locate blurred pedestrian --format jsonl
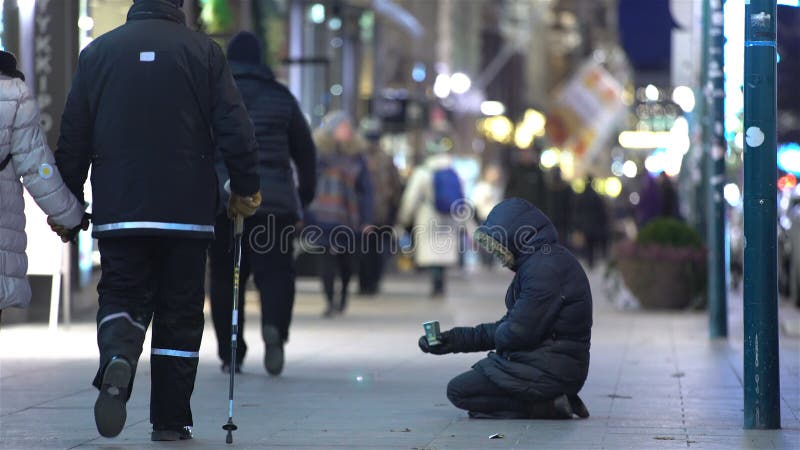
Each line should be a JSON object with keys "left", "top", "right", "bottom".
{"left": 209, "top": 31, "right": 316, "bottom": 377}
{"left": 54, "top": 0, "right": 260, "bottom": 440}
{"left": 397, "top": 134, "right": 463, "bottom": 297}
{"left": 419, "top": 199, "right": 591, "bottom": 420}
{"left": 307, "top": 111, "right": 373, "bottom": 317}
{"left": 545, "top": 167, "right": 574, "bottom": 247}
{"left": 504, "top": 147, "right": 546, "bottom": 207}
{"left": 357, "top": 117, "right": 401, "bottom": 295}
{"left": 472, "top": 164, "right": 504, "bottom": 268}
{"left": 573, "top": 177, "right": 609, "bottom": 269}
{"left": 658, "top": 172, "right": 680, "bottom": 220}
{"left": 635, "top": 172, "right": 661, "bottom": 227}
{"left": 0, "top": 50, "right": 87, "bottom": 325}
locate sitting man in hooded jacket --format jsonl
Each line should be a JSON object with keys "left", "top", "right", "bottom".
{"left": 418, "top": 198, "right": 592, "bottom": 419}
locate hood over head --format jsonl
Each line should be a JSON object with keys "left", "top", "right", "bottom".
{"left": 474, "top": 198, "right": 558, "bottom": 270}
{"left": 0, "top": 51, "right": 25, "bottom": 80}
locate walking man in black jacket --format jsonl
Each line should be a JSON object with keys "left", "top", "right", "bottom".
{"left": 419, "top": 198, "right": 592, "bottom": 419}
{"left": 210, "top": 31, "right": 316, "bottom": 377}
{"left": 54, "top": 0, "right": 261, "bottom": 440}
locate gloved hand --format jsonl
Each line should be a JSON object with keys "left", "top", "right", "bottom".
{"left": 418, "top": 329, "right": 456, "bottom": 355}
{"left": 47, "top": 213, "right": 91, "bottom": 243}
{"left": 228, "top": 191, "right": 262, "bottom": 218}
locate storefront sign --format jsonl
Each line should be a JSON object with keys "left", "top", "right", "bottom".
{"left": 34, "top": 0, "right": 78, "bottom": 147}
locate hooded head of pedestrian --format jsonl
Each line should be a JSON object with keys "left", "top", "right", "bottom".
{"left": 474, "top": 198, "right": 557, "bottom": 271}
{"left": 0, "top": 51, "right": 25, "bottom": 81}
{"left": 227, "top": 31, "right": 264, "bottom": 65}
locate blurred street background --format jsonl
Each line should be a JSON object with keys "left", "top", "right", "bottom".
{"left": 1, "top": 0, "right": 800, "bottom": 448}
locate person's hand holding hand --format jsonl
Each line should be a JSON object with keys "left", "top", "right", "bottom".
{"left": 47, "top": 213, "right": 90, "bottom": 243}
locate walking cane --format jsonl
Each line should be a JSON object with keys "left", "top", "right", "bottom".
{"left": 222, "top": 181, "right": 242, "bottom": 444}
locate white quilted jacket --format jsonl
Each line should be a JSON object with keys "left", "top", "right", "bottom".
{"left": 0, "top": 75, "right": 83, "bottom": 309}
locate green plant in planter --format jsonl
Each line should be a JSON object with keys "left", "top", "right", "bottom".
{"left": 638, "top": 218, "right": 703, "bottom": 249}
{"left": 614, "top": 218, "right": 707, "bottom": 309}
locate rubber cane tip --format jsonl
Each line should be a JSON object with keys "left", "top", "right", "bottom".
{"left": 226, "top": 431, "right": 233, "bottom": 444}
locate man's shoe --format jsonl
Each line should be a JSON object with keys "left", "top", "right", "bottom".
{"left": 94, "top": 357, "right": 131, "bottom": 438}
{"left": 221, "top": 363, "right": 241, "bottom": 374}
{"left": 568, "top": 393, "right": 590, "bottom": 418}
{"left": 529, "top": 394, "right": 574, "bottom": 419}
{"left": 262, "top": 325, "right": 285, "bottom": 376}
{"left": 151, "top": 425, "right": 193, "bottom": 441}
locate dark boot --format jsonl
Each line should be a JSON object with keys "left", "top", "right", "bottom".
{"left": 94, "top": 357, "right": 132, "bottom": 437}
{"left": 529, "top": 394, "right": 574, "bottom": 419}
{"left": 262, "top": 325, "right": 285, "bottom": 376}
{"left": 568, "top": 393, "right": 590, "bottom": 418}
{"left": 151, "top": 425, "right": 193, "bottom": 441}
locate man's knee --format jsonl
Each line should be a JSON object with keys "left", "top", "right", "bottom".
{"left": 446, "top": 375, "right": 467, "bottom": 408}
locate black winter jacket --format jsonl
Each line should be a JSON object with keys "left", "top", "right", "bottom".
{"left": 215, "top": 62, "right": 316, "bottom": 220}
{"left": 55, "top": 0, "right": 259, "bottom": 239}
{"left": 452, "top": 198, "right": 592, "bottom": 399}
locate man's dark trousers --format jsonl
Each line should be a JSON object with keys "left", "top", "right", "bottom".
{"left": 447, "top": 369, "right": 533, "bottom": 419}
{"left": 209, "top": 214, "right": 296, "bottom": 365}
{"left": 94, "top": 237, "right": 208, "bottom": 429}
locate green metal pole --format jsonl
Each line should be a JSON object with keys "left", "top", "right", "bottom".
{"left": 707, "top": 0, "right": 728, "bottom": 338}
{"left": 743, "top": 0, "right": 780, "bottom": 430}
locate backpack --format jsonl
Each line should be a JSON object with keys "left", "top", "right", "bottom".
{"left": 432, "top": 168, "right": 463, "bottom": 214}
{"left": 308, "top": 155, "right": 361, "bottom": 228}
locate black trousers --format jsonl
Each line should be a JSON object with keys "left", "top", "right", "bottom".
{"left": 209, "top": 214, "right": 296, "bottom": 365}
{"left": 94, "top": 237, "right": 208, "bottom": 429}
{"left": 358, "top": 227, "right": 392, "bottom": 294}
{"left": 430, "top": 266, "right": 446, "bottom": 295}
{"left": 320, "top": 249, "right": 353, "bottom": 310}
{"left": 447, "top": 369, "right": 533, "bottom": 419}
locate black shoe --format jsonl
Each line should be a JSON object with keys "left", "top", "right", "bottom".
{"left": 262, "top": 325, "right": 285, "bottom": 376}
{"left": 529, "top": 394, "right": 574, "bottom": 420}
{"left": 221, "top": 363, "right": 242, "bottom": 374}
{"left": 94, "top": 357, "right": 131, "bottom": 438}
{"left": 151, "top": 425, "right": 193, "bottom": 441}
{"left": 322, "top": 306, "right": 336, "bottom": 318}
{"left": 568, "top": 393, "right": 590, "bottom": 418}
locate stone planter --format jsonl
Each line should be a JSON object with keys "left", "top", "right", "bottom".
{"left": 613, "top": 240, "right": 707, "bottom": 310}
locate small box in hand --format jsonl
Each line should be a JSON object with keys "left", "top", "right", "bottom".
{"left": 423, "top": 321, "right": 441, "bottom": 346}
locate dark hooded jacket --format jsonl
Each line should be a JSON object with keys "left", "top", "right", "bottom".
{"left": 55, "top": 0, "right": 259, "bottom": 239}
{"left": 215, "top": 31, "right": 317, "bottom": 220}
{"left": 452, "top": 198, "right": 592, "bottom": 399}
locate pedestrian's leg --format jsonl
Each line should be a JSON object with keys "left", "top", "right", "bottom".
{"left": 319, "top": 249, "right": 337, "bottom": 316}
{"left": 338, "top": 252, "right": 353, "bottom": 312}
{"left": 93, "top": 237, "right": 156, "bottom": 437}
{"left": 251, "top": 217, "right": 295, "bottom": 375}
{"left": 446, "top": 369, "right": 531, "bottom": 418}
{"left": 209, "top": 214, "right": 249, "bottom": 369}
{"left": 431, "top": 266, "right": 445, "bottom": 297}
{"left": 149, "top": 239, "right": 208, "bottom": 436}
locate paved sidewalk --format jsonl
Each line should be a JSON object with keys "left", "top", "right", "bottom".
{"left": 1, "top": 267, "right": 798, "bottom": 449}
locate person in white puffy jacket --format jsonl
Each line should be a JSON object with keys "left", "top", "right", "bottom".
{"left": 0, "top": 50, "right": 85, "bottom": 322}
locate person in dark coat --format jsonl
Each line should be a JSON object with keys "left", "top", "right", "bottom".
{"left": 573, "top": 177, "right": 609, "bottom": 268}
{"left": 54, "top": 0, "right": 261, "bottom": 441}
{"left": 504, "top": 147, "right": 546, "bottom": 207}
{"left": 418, "top": 198, "right": 592, "bottom": 419}
{"left": 545, "top": 167, "right": 574, "bottom": 248}
{"left": 209, "top": 31, "right": 316, "bottom": 377}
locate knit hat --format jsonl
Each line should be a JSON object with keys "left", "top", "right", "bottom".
{"left": 227, "top": 31, "right": 263, "bottom": 65}
{"left": 320, "top": 110, "right": 353, "bottom": 134}
{"left": 0, "top": 51, "right": 25, "bottom": 81}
